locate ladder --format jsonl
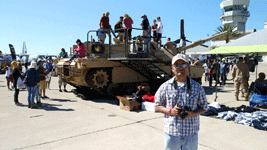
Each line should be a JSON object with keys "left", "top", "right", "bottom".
{"left": 119, "top": 59, "right": 172, "bottom": 81}
{"left": 69, "top": 47, "right": 73, "bottom": 56}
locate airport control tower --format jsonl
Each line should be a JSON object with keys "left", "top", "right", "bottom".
{"left": 220, "top": 0, "right": 250, "bottom": 33}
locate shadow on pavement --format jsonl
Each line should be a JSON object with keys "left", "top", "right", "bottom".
{"left": 50, "top": 98, "right": 77, "bottom": 102}
{"left": 38, "top": 103, "right": 75, "bottom": 111}
{"left": 71, "top": 88, "right": 120, "bottom": 106}
{"left": 89, "top": 99, "right": 120, "bottom": 106}
{"left": 203, "top": 86, "right": 233, "bottom": 95}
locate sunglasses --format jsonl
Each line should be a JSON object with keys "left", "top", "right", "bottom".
{"left": 173, "top": 63, "right": 188, "bottom": 68}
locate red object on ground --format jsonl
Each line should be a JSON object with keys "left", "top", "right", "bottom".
{"left": 142, "top": 93, "right": 155, "bottom": 103}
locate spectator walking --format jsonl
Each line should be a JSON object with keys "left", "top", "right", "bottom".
{"left": 157, "top": 17, "right": 163, "bottom": 47}
{"left": 11, "top": 61, "right": 22, "bottom": 106}
{"left": 2, "top": 63, "right": 12, "bottom": 90}
{"left": 155, "top": 54, "right": 208, "bottom": 150}
{"left": 67, "top": 39, "right": 85, "bottom": 62}
{"left": 123, "top": 14, "right": 133, "bottom": 42}
{"left": 232, "top": 57, "right": 250, "bottom": 100}
{"left": 99, "top": 12, "right": 111, "bottom": 43}
{"left": 23, "top": 61, "right": 40, "bottom": 109}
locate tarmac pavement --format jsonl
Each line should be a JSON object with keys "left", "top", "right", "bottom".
{"left": 0, "top": 62, "right": 267, "bottom": 150}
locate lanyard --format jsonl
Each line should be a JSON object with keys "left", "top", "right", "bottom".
{"left": 174, "top": 76, "right": 191, "bottom": 106}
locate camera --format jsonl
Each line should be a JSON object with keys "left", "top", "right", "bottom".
{"left": 179, "top": 106, "right": 191, "bottom": 119}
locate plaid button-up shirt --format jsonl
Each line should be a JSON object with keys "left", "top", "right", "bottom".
{"left": 155, "top": 76, "right": 208, "bottom": 136}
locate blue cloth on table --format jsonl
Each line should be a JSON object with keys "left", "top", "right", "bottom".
{"left": 249, "top": 82, "right": 267, "bottom": 107}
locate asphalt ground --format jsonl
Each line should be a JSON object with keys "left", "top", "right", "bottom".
{"left": 0, "top": 62, "right": 267, "bottom": 150}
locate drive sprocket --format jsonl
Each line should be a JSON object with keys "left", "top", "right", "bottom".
{"left": 92, "top": 69, "right": 109, "bottom": 88}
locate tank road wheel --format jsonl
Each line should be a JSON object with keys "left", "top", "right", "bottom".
{"left": 85, "top": 69, "right": 109, "bottom": 90}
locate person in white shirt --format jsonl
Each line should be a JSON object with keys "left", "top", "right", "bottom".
{"left": 202, "top": 60, "right": 210, "bottom": 82}
{"left": 45, "top": 69, "right": 52, "bottom": 90}
{"left": 157, "top": 16, "right": 163, "bottom": 47}
{"left": 3, "top": 63, "right": 12, "bottom": 90}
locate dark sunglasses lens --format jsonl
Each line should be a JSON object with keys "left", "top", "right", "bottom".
{"left": 181, "top": 63, "right": 188, "bottom": 68}
{"left": 175, "top": 63, "right": 187, "bottom": 68}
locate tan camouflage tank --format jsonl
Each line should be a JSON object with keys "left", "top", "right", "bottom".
{"left": 57, "top": 30, "right": 227, "bottom": 96}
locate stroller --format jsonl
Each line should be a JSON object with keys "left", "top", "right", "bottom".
{"left": 249, "top": 82, "right": 267, "bottom": 107}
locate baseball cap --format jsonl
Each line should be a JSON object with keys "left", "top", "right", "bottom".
{"left": 172, "top": 54, "right": 189, "bottom": 65}
{"left": 141, "top": 14, "right": 147, "bottom": 18}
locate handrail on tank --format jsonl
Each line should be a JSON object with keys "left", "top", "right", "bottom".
{"left": 86, "top": 27, "right": 164, "bottom": 58}
{"left": 86, "top": 29, "right": 111, "bottom": 57}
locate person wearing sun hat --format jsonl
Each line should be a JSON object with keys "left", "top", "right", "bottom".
{"left": 23, "top": 60, "right": 40, "bottom": 108}
{"left": 154, "top": 54, "right": 208, "bottom": 150}
{"left": 11, "top": 61, "right": 22, "bottom": 106}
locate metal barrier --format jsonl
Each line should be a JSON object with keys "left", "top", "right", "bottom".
{"left": 86, "top": 28, "right": 163, "bottom": 59}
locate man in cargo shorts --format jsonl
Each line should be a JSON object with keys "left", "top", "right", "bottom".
{"left": 58, "top": 74, "right": 67, "bottom": 92}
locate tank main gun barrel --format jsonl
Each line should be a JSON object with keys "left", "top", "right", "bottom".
{"left": 175, "top": 31, "right": 228, "bottom": 53}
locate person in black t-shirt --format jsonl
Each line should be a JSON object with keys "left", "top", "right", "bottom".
{"left": 114, "top": 16, "right": 124, "bottom": 42}
{"left": 140, "top": 14, "right": 150, "bottom": 37}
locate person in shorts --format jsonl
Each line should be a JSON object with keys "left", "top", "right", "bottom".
{"left": 37, "top": 59, "right": 48, "bottom": 99}
{"left": 58, "top": 74, "right": 67, "bottom": 92}
{"left": 3, "top": 63, "right": 12, "bottom": 90}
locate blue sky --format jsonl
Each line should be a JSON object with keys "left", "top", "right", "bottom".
{"left": 0, "top": 0, "right": 266, "bottom": 55}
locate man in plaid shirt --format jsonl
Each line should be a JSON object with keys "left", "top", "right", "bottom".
{"left": 155, "top": 54, "right": 208, "bottom": 150}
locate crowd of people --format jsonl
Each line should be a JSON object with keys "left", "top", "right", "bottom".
{"left": 2, "top": 56, "right": 68, "bottom": 108}
{"left": 98, "top": 12, "right": 164, "bottom": 48}
{"left": 200, "top": 58, "right": 230, "bottom": 87}
{"left": 198, "top": 55, "right": 265, "bottom": 101}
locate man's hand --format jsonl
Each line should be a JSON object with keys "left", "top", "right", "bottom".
{"left": 170, "top": 104, "right": 181, "bottom": 116}
{"left": 184, "top": 111, "right": 195, "bottom": 119}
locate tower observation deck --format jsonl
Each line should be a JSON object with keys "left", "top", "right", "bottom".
{"left": 220, "top": 0, "right": 250, "bottom": 33}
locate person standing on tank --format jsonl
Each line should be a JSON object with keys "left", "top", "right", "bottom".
{"left": 99, "top": 12, "right": 111, "bottom": 43}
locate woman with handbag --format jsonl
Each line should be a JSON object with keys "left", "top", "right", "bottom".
{"left": 11, "top": 61, "right": 22, "bottom": 106}
{"left": 23, "top": 61, "right": 40, "bottom": 109}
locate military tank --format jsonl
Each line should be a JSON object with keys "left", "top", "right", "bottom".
{"left": 57, "top": 28, "right": 227, "bottom": 97}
